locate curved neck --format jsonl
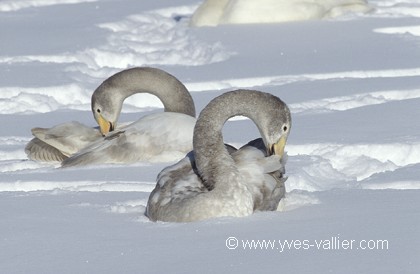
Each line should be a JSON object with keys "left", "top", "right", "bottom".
{"left": 95, "top": 67, "right": 196, "bottom": 117}
{"left": 193, "top": 90, "right": 276, "bottom": 186}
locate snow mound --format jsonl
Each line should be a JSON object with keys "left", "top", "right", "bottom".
{"left": 108, "top": 199, "right": 148, "bottom": 214}
{"left": 372, "top": 0, "right": 420, "bottom": 18}
{"left": 185, "top": 68, "right": 420, "bottom": 92}
{"left": 375, "top": 25, "right": 420, "bottom": 36}
{"left": 0, "top": 180, "right": 156, "bottom": 193}
{"left": 190, "top": 0, "right": 371, "bottom": 26}
{"left": 72, "top": 6, "right": 230, "bottom": 75}
{"left": 0, "top": 5, "right": 231, "bottom": 100}
{"left": 289, "top": 89, "right": 420, "bottom": 114}
{"left": 0, "top": 0, "right": 98, "bottom": 12}
{"left": 286, "top": 142, "right": 420, "bottom": 191}
{"left": 277, "top": 191, "right": 320, "bottom": 211}
{"left": 0, "top": 84, "right": 89, "bottom": 114}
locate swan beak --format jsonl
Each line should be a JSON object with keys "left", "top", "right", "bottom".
{"left": 97, "top": 114, "right": 114, "bottom": 136}
{"left": 269, "top": 136, "right": 287, "bottom": 157}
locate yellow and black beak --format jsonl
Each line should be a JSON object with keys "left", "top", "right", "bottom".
{"left": 268, "top": 135, "right": 287, "bottom": 157}
{"left": 97, "top": 114, "right": 114, "bottom": 136}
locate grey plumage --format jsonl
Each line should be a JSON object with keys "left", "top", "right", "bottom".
{"left": 25, "top": 138, "right": 68, "bottom": 162}
{"left": 91, "top": 67, "right": 195, "bottom": 131}
{"left": 25, "top": 121, "right": 102, "bottom": 162}
{"left": 94, "top": 67, "right": 195, "bottom": 116}
{"left": 146, "top": 89, "right": 291, "bottom": 222}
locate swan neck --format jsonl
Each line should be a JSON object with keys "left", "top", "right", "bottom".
{"left": 193, "top": 90, "right": 268, "bottom": 186}
{"left": 99, "top": 67, "right": 196, "bottom": 117}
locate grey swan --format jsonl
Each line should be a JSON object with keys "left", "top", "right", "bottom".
{"left": 146, "top": 89, "right": 291, "bottom": 222}
{"left": 25, "top": 67, "right": 196, "bottom": 166}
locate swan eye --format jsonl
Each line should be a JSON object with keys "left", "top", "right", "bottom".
{"left": 97, "top": 109, "right": 101, "bottom": 113}
{"left": 283, "top": 125, "right": 288, "bottom": 132}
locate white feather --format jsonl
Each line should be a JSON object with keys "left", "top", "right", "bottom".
{"left": 61, "top": 112, "right": 195, "bottom": 167}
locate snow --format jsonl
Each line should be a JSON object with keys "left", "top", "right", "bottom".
{"left": 0, "top": 0, "right": 98, "bottom": 12}
{"left": 1, "top": 0, "right": 419, "bottom": 273}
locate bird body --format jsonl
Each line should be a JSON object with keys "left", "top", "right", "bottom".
{"left": 62, "top": 112, "right": 195, "bottom": 166}
{"left": 146, "top": 90, "right": 291, "bottom": 222}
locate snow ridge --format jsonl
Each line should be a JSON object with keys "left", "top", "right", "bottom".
{"left": 0, "top": 0, "right": 98, "bottom": 12}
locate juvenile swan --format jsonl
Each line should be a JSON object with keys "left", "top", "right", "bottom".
{"left": 25, "top": 67, "right": 196, "bottom": 166}
{"left": 146, "top": 90, "right": 291, "bottom": 222}
{"left": 61, "top": 67, "right": 196, "bottom": 166}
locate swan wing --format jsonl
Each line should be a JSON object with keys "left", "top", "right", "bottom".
{"left": 25, "top": 138, "right": 68, "bottom": 162}
{"left": 147, "top": 138, "right": 288, "bottom": 222}
{"left": 25, "top": 121, "right": 102, "bottom": 162}
{"left": 146, "top": 143, "right": 238, "bottom": 222}
{"left": 235, "top": 138, "right": 287, "bottom": 211}
{"left": 146, "top": 152, "right": 209, "bottom": 222}
{"left": 62, "top": 113, "right": 195, "bottom": 167}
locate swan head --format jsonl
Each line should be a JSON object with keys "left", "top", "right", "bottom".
{"left": 91, "top": 82, "right": 124, "bottom": 136}
{"left": 257, "top": 97, "right": 291, "bottom": 158}
{"left": 90, "top": 67, "right": 196, "bottom": 135}
{"left": 267, "top": 130, "right": 288, "bottom": 157}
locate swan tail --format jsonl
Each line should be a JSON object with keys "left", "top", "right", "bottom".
{"left": 25, "top": 138, "right": 68, "bottom": 162}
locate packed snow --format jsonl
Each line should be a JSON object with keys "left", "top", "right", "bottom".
{"left": 0, "top": 0, "right": 419, "bottom": 273}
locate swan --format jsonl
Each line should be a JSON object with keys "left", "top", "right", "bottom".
{"left": 25, "top": 67, "right": 197, "bottom": 166}
{"left": 190, "top": 0, "right": 371, "bottom": 27}
{"left": 146, "top": 89, "right": 291, "bottom": 222}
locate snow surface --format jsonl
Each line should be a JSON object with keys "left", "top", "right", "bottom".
{"left": 1, "top": 0, "right": 419, "bottom": 273}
